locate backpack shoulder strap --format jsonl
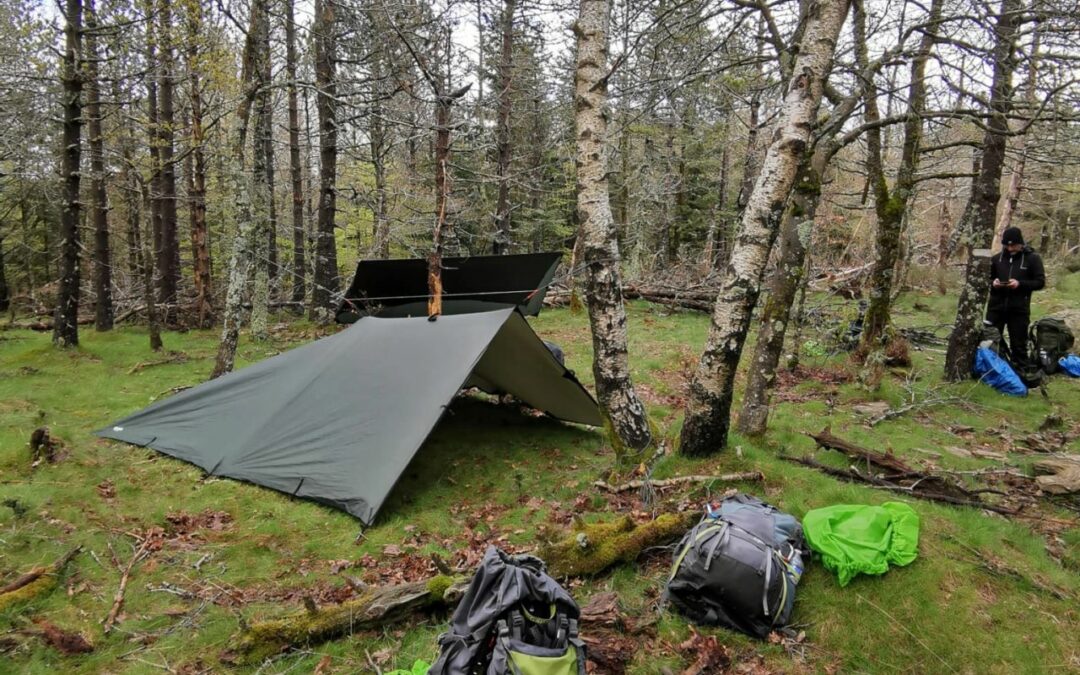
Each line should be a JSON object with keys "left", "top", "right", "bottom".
{"left": 568, "top": 618, "right": 587, "bottom": 675}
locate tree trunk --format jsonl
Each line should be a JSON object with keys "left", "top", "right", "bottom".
{"left": 491, "top": 0, "right": 516, "bottom": 255}
{"left": 994, "top": 27, "right": 1038, "bottom": 247}
{"left": 678, "top": 0, "right": 850, "bottom": 456}
{"left": 310, "top": 0, "right": 340, "bottom": 321}
{"left": 211, "top": 0, "right": 261, "bottom": 378}
{"left": 250, "top": 0, "right": 272, "bottom": 341}
{"left": 736, "top": 153, "right": 824, "bottom": 436}
{"left": 370, "top": 45, "right": 390, "bottom": 259}
{"left": 429, "top": 82, "right": 471, "bottom": 315}
{"left": 54, "top": 0, "right": 83, "bottom": 348}
{"left": 574, "top": 0, "right": 652, "bottom": 456}
{"left": 146, "top": 27, "right": 163, "bottom": 287}
{"left": 186, "top": 0, "right": 212, "bottom": 327}
{"left": 944, "top": 0, "right": 1021, "bottom": 381}
{"left": 286, "top": 0, "right": 306, "bottom": 301}
{"left": 157, "top": 0, "right": 179, "bottom": 325}
{"left": 858, "top": 0, "right": 942, "bottom": 348}
{"left": 0, "top": 234, "right": 9, "bottom": 314}
{"left": 141, "top": 183, "right": 164, "bottom": 351}
{"left": 86, "top": 0, "right": 113, "bottom": 331}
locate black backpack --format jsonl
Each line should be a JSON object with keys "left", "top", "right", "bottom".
{"left": 665, "top": 494, "right": 808, "bottom": 639}
{"left": 1029, "top": 318, "right": 1075, "bottom": 375}
{"left": 430, "top": 547, "right": 586, "bottom": 675}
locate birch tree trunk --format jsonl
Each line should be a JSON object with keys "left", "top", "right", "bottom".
{"left": 310, "top": 0, "right": 340, "bottom": 321}
{"left": 944, "top": 0, "right": 1021, "bottom": 381}
{"left": 491, "top": 0, "right": 516, "bottom": 255}
{"left": 286, "top": 0, "right": 305, "bottom": 299}
{"left": 575, "top": 0, "right": 652, "bottom": 455}
{"left": 678, "top": 0, "right": 850, "bottom": 456}
{"left": 53, "top": 0, "right": 83, "bottom": 348}
{"left": 86, "top": 0, "right": 113, "bottom": 331}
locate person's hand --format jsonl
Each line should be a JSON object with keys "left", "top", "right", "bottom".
{"left": 1007, "top": 279, "right": 1020, "bottom": 289}
{"left": 992, "top": 279, "right": 1002, "bottom": 288}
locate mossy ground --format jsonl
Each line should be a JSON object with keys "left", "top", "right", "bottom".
{"left": 2, "top": 272, "right": 1079, "bottom": 672}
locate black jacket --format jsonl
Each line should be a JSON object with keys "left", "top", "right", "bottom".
{"left": 987, "top": 245, "right": 1045, "bottom": 314}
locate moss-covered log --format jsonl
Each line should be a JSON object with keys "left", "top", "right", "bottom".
{"left": 0, "top": 547, "right": 81, "bottom": 612}
{"left": 228, "top": 575, "right": 467, "bottom": 664}
{"left": 540, "top": 513, "right": 696, "bottom": 578}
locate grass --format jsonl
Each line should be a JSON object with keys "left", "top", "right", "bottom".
{"left": 1, "top": 275, "right": 1079, "bottom": 673}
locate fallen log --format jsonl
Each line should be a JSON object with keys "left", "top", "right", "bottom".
{"left": 808, "top": 427, "right": 913, "bottom": 475}
{"left": 227, "top": 575, "right": 468, "bottom": 665}
{"left": 780, "top": 455, "right": 1018, "bottom": 515}
{"left": 539, "top": 513, "right": 696, "bottom": 578}
{"left": 593, "top": 472, "right": 763, "bottom": 493}
{"left": 0, "top": 547, "right": 81, "bottom": 612}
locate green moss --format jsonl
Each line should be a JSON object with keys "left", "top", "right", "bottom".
{"left": 425, "top": 574, "right": 453, "bottom": 600}
{"left": 0, "top": 569, "right": 59, "bottom": 612}
{"left": 540, "top": 513, "right": 695, "bottom": 578}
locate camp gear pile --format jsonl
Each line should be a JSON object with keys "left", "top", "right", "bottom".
{"left": 802, "top": 502, "right": 920, "bottom": 587}
{"left": 972, "top": 347, "right": 1027, "bottom": 396}
{"left": 430, "top": 547, "right": 586, "bottom": 675}
{"left": 97, "top": 305, "right": 601, "bottom": 525}
{"left": 665, "top": 494, "right": 808, "bottom": 639}
{"left": 1030, "top": 317, "right": 1075, "bottom": 375}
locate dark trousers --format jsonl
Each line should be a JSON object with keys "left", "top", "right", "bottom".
{"left": 987, "top": 309, "right": 1029, "bottom": 367}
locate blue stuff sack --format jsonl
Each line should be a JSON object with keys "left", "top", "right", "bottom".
{"left": 973, "top": 347, "right": 1027, "bottom": 396}
{"left": 1059, "top": 354, "right": 1080, "bottom": 377}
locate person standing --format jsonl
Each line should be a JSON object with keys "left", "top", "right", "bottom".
{"left": 987, "top": 226, "right": 1045, "bottom": 366}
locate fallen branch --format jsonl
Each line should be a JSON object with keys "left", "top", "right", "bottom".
{"left": 103, "top": 539, "right": 153, "bottom": 634}
{"left": 593, "top": 472, "right": 763, "bottom": 493}
{"left": 944, "top": 535, "right": 1073, "bottom": 601}
{"left": 539, "top": 513, "right": 696, "bottom": 578}
{"left": 227, "top": 575, "right": 468, "bottom": 665}
{"left": 780, "top": 455, "right": 1018, "bottom": 515}
{"left": 127, "top": 351, "right": 189, "bottom": 374}
{"left": 0, "top": 547, "right": 82, "bottom": 612}
{"left": 809, "top": 427, "right": 914, "bottom": 474}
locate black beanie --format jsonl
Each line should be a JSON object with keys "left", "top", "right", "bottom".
{"left": 1001, "top": 226, "right": 1024, "bottom": 245}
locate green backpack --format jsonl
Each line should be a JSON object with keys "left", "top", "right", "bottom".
{"left": 1029, "top": 318, "right": 1075, "bottom": 374}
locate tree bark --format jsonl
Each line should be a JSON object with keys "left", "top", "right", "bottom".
{"left": 858, "top": 0, "right": 942, "bottom": 348}
{"left": 250, "top": 0, "right": 272, "bottom": 341}
{"left": 0, "top": 234, "right": 9, "bottom": 314}
{"left": 86, "top": 0, "right": 112, "bottom": 331}
{"left": 54, "top": 0, "right": 84, "bottom": 348}
{"left": 286, "top": 0, "right": 306, "bottom": 300}
{"left": 185, "top": 0, "right": 212, "bottom": 327}
{"left": 678, "top": 0, "right": 850, "bottom": 456}
{"left": 994, "top": 27, "right": 1039, "bottom": 247}
{"left": 156, "top": 0, "right": 179, "bottom": 325}
{"left": 491, "top": 0, "right": 516, "bottom": 254}
{"left": 575, "top": 0, "right": 652, "bottom": 456}
{"left": 140, "top": 181, "right": 164, "bottom": 351}
{"left": 944, "top": 0, "right": 1021, "bottom": 381}
{"left": 369, "top": 40, "right": 390, "bottom": 259}
{"left": 310, "top": 0, "right": 339, "bottom": 321}
{"left": 736, "top": 154, "right": 823, "bottom": 436}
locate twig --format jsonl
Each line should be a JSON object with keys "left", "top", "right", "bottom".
{"left": 593, "top": 472, "right": 764, "bottom": 493}
{"left": 103, "top": 539, "right": 153, "bottom": 634}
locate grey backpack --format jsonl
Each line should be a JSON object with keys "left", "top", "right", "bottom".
{"left": 665, "top": 494, "right": 807, "bottom": 639}
{"left": 429, "top": 547, "right": 586, "bottom": 675}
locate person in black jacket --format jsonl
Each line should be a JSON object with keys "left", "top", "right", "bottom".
{"left": 986, "top": 226, "right": 1045, "bottom": 366}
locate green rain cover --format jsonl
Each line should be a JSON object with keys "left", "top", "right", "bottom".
{"left": 803, "top": 502, "right": 920, "bottom": 586}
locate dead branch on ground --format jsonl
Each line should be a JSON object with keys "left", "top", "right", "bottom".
{"left": 593, "top": 472, "right": 763, "bottom": 493}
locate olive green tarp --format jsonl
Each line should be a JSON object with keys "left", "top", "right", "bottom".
{"left": 96, "top": 306, "right": 601, "bottom": 524}
{"left": 803, "top": 502, "right": 920, "bottom": 586}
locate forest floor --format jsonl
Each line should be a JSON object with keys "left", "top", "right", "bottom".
{"left": 2, "top": 268, "right": 1080, "bottom": 674}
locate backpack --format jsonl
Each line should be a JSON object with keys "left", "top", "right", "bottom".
{"left": 430, "top": 547, "right": 586, "bottom": 675}
{"left": 979, "top": 323, "right": 1005, "bottom": 357}
{"left": 665, "top": 494, "right": 808, "bottom": 639}
{"left": 1029, "top": 317, "right": 1075, "bottom": 374}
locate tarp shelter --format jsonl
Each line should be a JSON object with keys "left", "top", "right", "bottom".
{"left": 97, "top": 306, "right": 601, "bottom": 524}
{"left": 336, "top": 252, "right": 561, "bottom": 323}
